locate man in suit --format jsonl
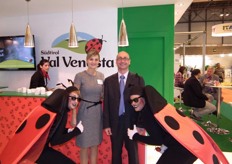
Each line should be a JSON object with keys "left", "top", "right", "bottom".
{"left": 183, "top": 69, "right": 216, "bottom": 120}
{"left": 103, "top": 51, "right": 145, "bottom": 164}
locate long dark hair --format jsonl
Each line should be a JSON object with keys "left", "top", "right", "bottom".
{"left": 37, "top": 59, "right": 49, "bottom": 70}
{"left": 178, "top": 66, "right": 186, "bottom": 74}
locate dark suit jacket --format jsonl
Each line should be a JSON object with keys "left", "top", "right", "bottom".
{"left": 183, "top": 76, "right": 208, "bottom": 108}
{"left": 103, "top": 72, "right": 145, "bottom": 135}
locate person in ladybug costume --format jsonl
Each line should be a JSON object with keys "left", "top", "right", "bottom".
{"left": 0, "top": 86, "right": 84, "bottom": 164}
{"left": 127, "top": 85, "right": 228, "bottom": 164}
{"left": 36, "top": 86, "right": 84, "bottom": 164}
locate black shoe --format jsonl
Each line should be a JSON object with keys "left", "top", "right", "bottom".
{"left": 212, "top": 111, "right": 217, "bottom": 116}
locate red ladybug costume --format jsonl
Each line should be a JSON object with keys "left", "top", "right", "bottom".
{"left": 131, "top": 85, "right": 228, "bottom": 164}
{"left": 0, "top": 88, "right": 82, "bottom": 164}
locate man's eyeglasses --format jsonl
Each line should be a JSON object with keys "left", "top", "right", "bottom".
{"left": 116, "top": 57, "right": 130, "bottom": 61}
{"left": 129, "top": 96, "right": 142, "bottom": 104}
{"left": 69, "top": 96, "right": 81, "bottom": 101}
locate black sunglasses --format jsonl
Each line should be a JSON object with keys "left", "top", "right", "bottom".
{"left": 129, "top": 96, "right": 142, "bottom": 104}
{"left": 69, "top": 96, "right": 81, "bottom": 101}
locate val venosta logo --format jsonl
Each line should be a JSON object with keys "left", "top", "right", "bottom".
{"left": 52, "top": 32, "right": 97, "bottom": 54}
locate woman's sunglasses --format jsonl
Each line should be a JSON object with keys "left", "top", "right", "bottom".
{"left": 129, "top": 96, "right": 142, "bottom": 104}
{"left": 69, "top": 96, "right": 81, "bottom": 101}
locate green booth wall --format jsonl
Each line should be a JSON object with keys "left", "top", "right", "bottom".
{"left": 118, "top": 5, "right": 174, "bottom": 103}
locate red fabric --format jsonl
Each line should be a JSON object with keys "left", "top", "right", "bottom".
{"left": 0, "top": 97, "right": 46, "bottom": 153}
{"left": 20, "top": 127, "right": 52, "bottom": 163}
{"left": 155, "top": 104, "right": 229, "bottom": 164}
{"left": 0, "top": 106, "right": 56, "bottom": 163}
{"left": 41, "top": 70, "right": 50, "bottom": 80}
{"left": 0, "top": 96, "right": 145, "bottom": 164}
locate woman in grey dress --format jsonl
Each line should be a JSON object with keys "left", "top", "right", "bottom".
{"left": 73, "top": 49, "right": 104, "bottom": 164}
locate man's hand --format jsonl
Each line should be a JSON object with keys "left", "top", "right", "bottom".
{"left": 203, "top": 78, "right": 208, "bottom": 84}
{"left": 105, "top": 128, "right": 112, "bottom": 136}
{"left": 127, "top": 125, "right": 138, "bottom": 140}
{"left": 76, "top": 121, "right": 84, "bottom": 133}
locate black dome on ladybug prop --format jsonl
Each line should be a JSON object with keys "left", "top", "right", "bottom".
{"left": 85, "top": 35, "right": 106, "bottom": 53}
{"left": 41, "top": 89, "right": 66, "bottom": 114}
{"left": 144, "top": 85, "right": 167, "bottom": 114}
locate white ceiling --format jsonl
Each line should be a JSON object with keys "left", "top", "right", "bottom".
{"left": 0, "top": 0, "right": 193, "bottom": 24}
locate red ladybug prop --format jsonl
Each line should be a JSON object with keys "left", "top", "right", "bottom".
{"left": 85, "top": 36, "right": 106, "bottom": 53}
{"left": 0, "top": 89, "right": 77, "bottom": 164}
{"left": 144, "top": 85, "right": 229, "bottom": 164}
{"left": 0, "top": 106, "right": 56, "bottom": 163}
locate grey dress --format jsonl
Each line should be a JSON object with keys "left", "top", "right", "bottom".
{"left": 74, "top": 70, "right": 104, "bottom": 148}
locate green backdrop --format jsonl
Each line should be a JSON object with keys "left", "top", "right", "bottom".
{"left": 118, "top": 5, "right": 174, "bottom": 103}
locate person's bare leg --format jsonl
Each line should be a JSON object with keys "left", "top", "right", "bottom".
{"left": 90, "top": 146, "right": 98, "bottom": 164}
{"left": 80, "top": 147, "right": 89, "bottom": 164}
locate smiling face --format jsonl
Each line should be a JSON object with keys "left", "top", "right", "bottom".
{"left": 129, "top": 94, "right": 145, "bottom": 112}
{"left": 86, "top": 49, "right": 100, "bottom": 70}
{"left": 116, "top": 51, "right": 130, "bottom": 73}
{"left": 87, "top": 55, "right": 100, "bottom": 69}
{"left": 68, "top": 91, "right": 80, "bottom": 110}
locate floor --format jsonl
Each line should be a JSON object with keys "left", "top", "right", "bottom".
{"left": 145, "top": 145, "right": 232, "bottom": 163}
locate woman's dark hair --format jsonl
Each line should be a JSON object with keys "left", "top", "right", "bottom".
{"left": 191, "top": 69, "right": 201, "bottom": 76}
{"left": 37, "top": 59, "right": 49, "bottom": 70}
{"left": 178, "top": 66, "right": 186, "bottom": 74}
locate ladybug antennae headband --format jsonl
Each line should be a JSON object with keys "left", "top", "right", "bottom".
{"left": 67, "top": 79, "right": 74, "bottom": 86}
{"left": 56, "top": 83, "right": 67, "bottom": 88}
